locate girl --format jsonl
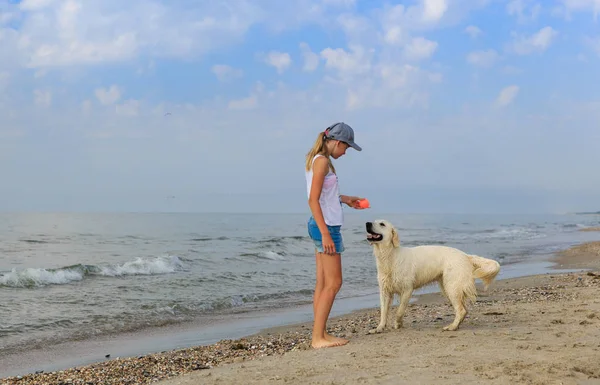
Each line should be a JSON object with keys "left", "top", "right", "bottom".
{"left": 305, "top": 122, "right": 366, "bottom": 349}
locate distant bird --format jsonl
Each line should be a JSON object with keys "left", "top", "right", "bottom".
{"left": 164, "top": 112, "right": 172, "bottom": 116}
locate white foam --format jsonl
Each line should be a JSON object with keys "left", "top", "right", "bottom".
{"left": 0, "top": 267, "right": 85, "bottom": 288}
{"left": 98, "top": 256, "right": 185, "bottom": 276}
{"left": 260, "top": 251, "right": 286, "bottom": 261}
{"left": 0, "top": 256, "right": 185, "bottom": 288}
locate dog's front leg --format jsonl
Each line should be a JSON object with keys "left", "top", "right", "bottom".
{"left": 369, "top": 290, "right": 392, "bottom": 334}
{"left": 394, "top": 290, "right": 413, "bottom": 329}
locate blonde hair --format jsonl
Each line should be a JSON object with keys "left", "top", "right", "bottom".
{"left": 305, "top": 131, "right": 336, "bottom": 173}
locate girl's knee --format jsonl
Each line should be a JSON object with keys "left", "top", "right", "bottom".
{"left": 325, "top": 278, "right": 342, "bottom": 293}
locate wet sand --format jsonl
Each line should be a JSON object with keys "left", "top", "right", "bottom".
{"left": 579, "top": 227, "right": 600, "bottom": 232}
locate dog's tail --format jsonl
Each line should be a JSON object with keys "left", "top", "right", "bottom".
{"left": 468, "top": 255, "right": 501, "bottom": 291}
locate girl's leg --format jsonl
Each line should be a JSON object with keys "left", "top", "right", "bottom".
{"left": 313, "top": 250, "right": 323, "bottom": 315}
{"left": 313, "top": 252, "right": 347, "bottom": 344}
{"left": 311, "top": 252, "right": 348, "bottom": 349}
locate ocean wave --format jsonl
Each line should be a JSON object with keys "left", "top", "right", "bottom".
{"left": 0, "top": 255, "right": 186, "bottom": 288}
{"left": 20, "top": 239, "right": 50, "bottom": 244}
{"left": 254, "top": 236, "right": 306, "bottom": 248}
{"left": 0, "top": 287, "right": 317, "bottom": 354}
{"left": 562, "top": 223, "right": 588, "bottom": 229}
{"left": 190, "top": 236, "right": 229, "bottom": 242}
{"left": 203, "top": 288, "right": 314, "bottom": 312}
{"left": 240, "top": 251, "right": 286, "bottom": 261}
{"left": 445, "top": 227, "right": 547, "bottom": 242}
{"left": 258, "top": 236, "right": 305, "bottom": 243}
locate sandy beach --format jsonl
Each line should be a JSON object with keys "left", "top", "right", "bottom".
{"left": 2, "top": 241, "right": 600, "bottom": 385}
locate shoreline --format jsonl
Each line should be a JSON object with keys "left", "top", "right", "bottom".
{"left": 0, "top": 253, "right": 581, "bottom": 377}
{"left": 2, "top": 241, "right": 600, "bottom": 384}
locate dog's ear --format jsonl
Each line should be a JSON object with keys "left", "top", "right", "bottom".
{"left": 391, "top": 227, "right": 400, "bottom": 248}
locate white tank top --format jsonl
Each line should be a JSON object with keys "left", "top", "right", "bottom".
{"left": 306, "top": 154, "right": 343, "bottom": 226}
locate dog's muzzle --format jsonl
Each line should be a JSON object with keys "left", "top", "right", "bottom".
{"left": 365, "top": 222, "right": 383, "bottom": 242}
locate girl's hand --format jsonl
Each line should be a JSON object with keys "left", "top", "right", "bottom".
{"left": 322, "top": 233, "right": 336, "bottom": 255}
{"left": 343, "top": 196, "right": 366, "bottom": 209}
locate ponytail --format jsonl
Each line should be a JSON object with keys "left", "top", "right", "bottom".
{"left": 305, "top": 131, "right": 336, "bottom": 173}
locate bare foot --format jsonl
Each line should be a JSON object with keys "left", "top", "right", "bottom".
{"left": 311, "top": 337, "right": 349, "bottom": 349}
{"left": 325, "top": 333, "right": 347, "bottom": 344}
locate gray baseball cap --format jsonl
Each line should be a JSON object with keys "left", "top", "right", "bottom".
{"left": 324, "top": 122, "right": 362, "bottom": 151}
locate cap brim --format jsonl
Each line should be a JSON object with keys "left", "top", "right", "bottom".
{"left": 348, "top": 142, "right": 362, "bottom": 151}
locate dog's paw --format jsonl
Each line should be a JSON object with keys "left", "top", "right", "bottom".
{"left": 393, "top": 321, "right": 403, "bottom": 329}
{"left": 368, "top": 327, "right": 384, "bottom": 334}
{"left": 442, "top": 325, "right": 459, "bottom": 331}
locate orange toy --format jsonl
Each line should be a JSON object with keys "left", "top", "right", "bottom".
{"left": 358, "top": 199, "right": 370, "bottom": 209}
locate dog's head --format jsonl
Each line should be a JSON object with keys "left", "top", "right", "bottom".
{"left": 366, "top": 219, "right": 399, "bottom": 248}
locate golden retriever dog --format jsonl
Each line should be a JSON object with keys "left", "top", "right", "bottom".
{"left": 366, "top": 219, "right": 501, "bottom": 333}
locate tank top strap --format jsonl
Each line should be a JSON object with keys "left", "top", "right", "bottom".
{"left": 311, "top": 154, "right": 330, "bottom": 172}
{"left": 312, "top": 154, "right": 324, "bottom": 166}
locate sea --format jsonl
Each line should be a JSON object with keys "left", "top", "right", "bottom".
{"left": 1, "top": 211, "right": 599, "bottom": 375}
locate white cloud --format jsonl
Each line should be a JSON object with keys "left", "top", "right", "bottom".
{"left": 315, "top": 31, "right": 442, "bottom": 110}
{"left": 320, "top": 45, "right": 372, "bottom": 76}
{"left": 95, "top": 85, "right": 122, "bottom": 105}
{"left": 403, "top": 37, "right": 438, "bottom": 61}
{"left": 380, "top": 64, "right": 437, "bottom": 89}
{"left": 228, "top": 95, "right": 258, "bottom": 110}
{"left": 263, "top": 51, "right": 292, "bottom": 74}
{"left": 464, "top": 25, "right": 482, "bottom": 38}
{"left": 0, "top": 1, "right": 498, "bottom": 119}
{"left": 384, "top": 25, "right": 403, "bottom": 45}
{"left": 336, "top": 13, "right": 375, "bottom": 46}
{"left": 507, "top": 0, "right": 542, "bottom": 23}
{"left": 267, "top": 0, "right": 482, "bottom": 62}
{"left": 1, "top": 0, "right": 490, "bottom": 72}
{"left": 509, "top": 26, "right": 558, "bottom": 55}
{"left": 422, "top": 0, "right": 449, "bottom": 23}
{"left": 466, "top": 49, "right": 499, "bottom": 67}
{"left": 299, "top": 42, "right": 319, "bottom": 72}
{"left": 376, "top": 0, "right": 485, "bottom": 48}
{"left": 559, "top": 0, "right": 600, "bottom": 20}
{"left": 378, "top": 2, "right": 448, "bottom": 43}
{"left": 211, "top": 65, "right": 243, "bottom": 82}
{"left": 338, "top": 62, "right": 441, "bottom": 110}
{"left": 496, "top": 85, "right": 520, "bottom": 107}
{"left": 33, "top": 89, "right": 52, "bottom": 107}
{"left": 4, "top": 0, "right": 268, "bottom": 68}
{"left": 378, "top": 6, "right": 405, "bottom": 46}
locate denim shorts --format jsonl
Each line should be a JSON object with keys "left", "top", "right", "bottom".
{"left": 307, "top": 216, "right": 344, "bottom": 254}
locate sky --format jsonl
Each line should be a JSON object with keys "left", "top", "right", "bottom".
{"left": 0, "top": 0, "right": 599, "bottom": 214}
